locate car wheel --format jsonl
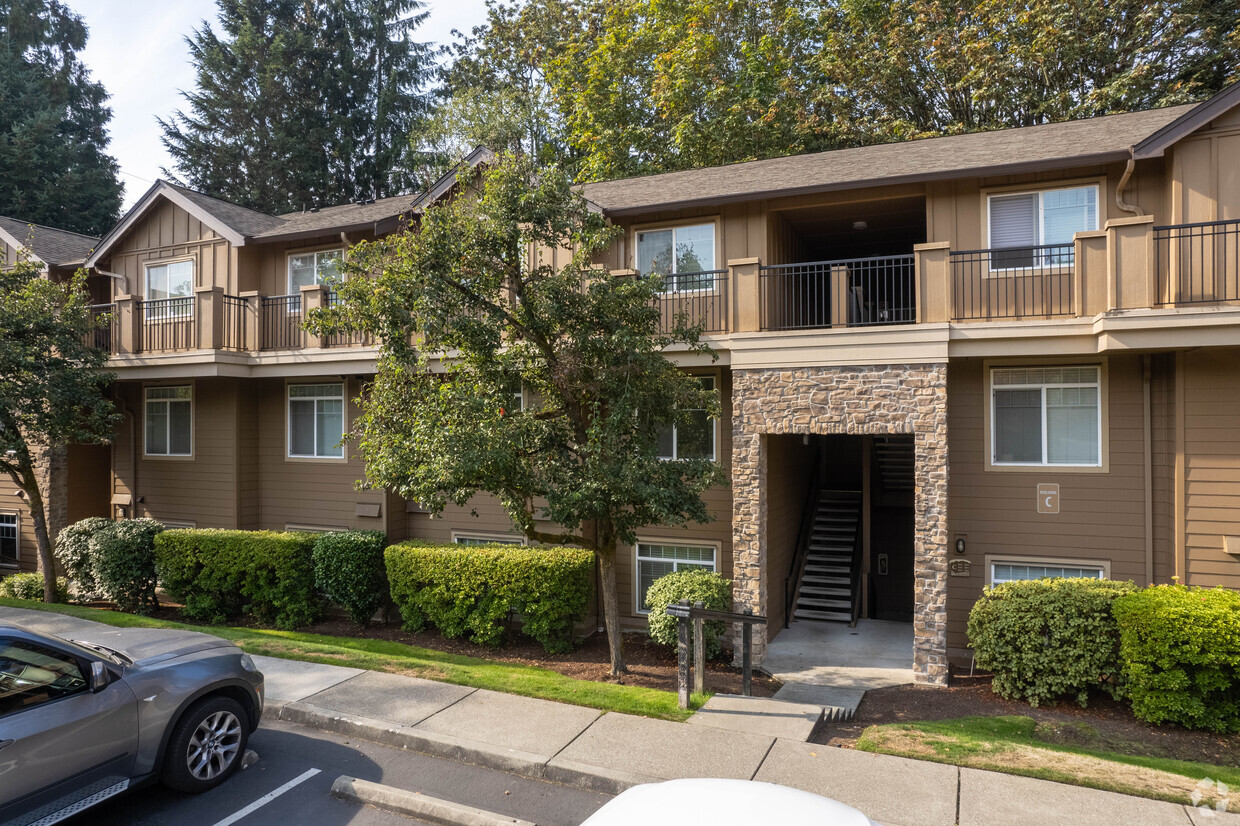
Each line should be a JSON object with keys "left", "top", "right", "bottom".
{"left": 161, "top": 695, "right": 249, "bottom": 793}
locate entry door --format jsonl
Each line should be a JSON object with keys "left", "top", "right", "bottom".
{"left": 0, "top": 637, "right": 138, "bottom": 818}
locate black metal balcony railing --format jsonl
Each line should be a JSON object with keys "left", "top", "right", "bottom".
{"left": 951, "top": 243, "right": 1074, "bottom": 321}
{"left": 323, "top": 289, "right": 375, "bottom": 347}
{"left": 760, "top": 255, "right": 916, "bottom": 331}
{"left": 261, "top": 294, "right": 304, "bottom": 350}
{"left": 654, "top": 270, "right": 728, "bottom": 334}
{"left": 1155, "top": 218, "right": 1240, "bottom": 305}
{"left": 222, "top": 294, "right": 247, "bottom": 351}
{"left": 139, "top": 297, "right": 195, "bottom": 352}
{"left": 86, "top": 303, "right": 116, "bottom": 353}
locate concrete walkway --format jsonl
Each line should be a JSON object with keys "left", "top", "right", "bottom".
{"left": 4, "top": 606, "right": 1236, "bottom": 826}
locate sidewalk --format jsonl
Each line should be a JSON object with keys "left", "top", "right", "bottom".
{"left": 4, "top": 605, "right": 1235, "bottom": 826}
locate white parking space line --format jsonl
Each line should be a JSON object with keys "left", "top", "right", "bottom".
{"left": 211, "top": 768, "right": 322, "bottom": 826}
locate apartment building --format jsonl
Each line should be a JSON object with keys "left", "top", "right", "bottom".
{"left": 7, "top": 87, "right": 1240, "bottom": 686}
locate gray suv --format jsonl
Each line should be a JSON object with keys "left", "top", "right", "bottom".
{"left": 0, "top": 622, "right": 264, "bottom": 825}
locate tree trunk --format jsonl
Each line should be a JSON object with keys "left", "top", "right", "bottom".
{"left": 25, "top": 479, "right": 59, "bottom": 604}
{"left": 597, "top": 545, "right": 627, "bottom": 675}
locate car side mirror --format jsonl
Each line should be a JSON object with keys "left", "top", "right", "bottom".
{"left": 90, "top": 661, "right": 109, "bottom": 693}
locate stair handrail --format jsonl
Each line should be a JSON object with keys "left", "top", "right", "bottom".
{"left": 848, "top": 499, "right": 864, "bottom": 628}
{"left": 783, "top": 450, "right": 824, "bottom": 628}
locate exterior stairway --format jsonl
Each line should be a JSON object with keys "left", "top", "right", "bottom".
{"left": 873, "top": 435, "right": 915, "bottom": 493}
{"left": 793, "top": 490, "right": 862, "bottom": 623}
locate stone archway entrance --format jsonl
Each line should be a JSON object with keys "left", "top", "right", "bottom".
{"left": 730, "top": 363, "right": 949, "bottom": 686}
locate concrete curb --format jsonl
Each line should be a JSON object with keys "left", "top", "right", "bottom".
{"left": 330, "top": 775, "right": 535, "bottom": 826}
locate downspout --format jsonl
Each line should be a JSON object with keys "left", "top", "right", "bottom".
{"left": 1116, "top": 148, "right": 1145, "bottom": 217}
{"left": 1143, "top": 355, "right": 1154, "bottom": 585}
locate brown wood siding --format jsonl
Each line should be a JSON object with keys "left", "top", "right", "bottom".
{"left": 104, "top": 199, "right": 234, "bottom": 298}
{"left": 66, "top": 443, "right": 111, "bottom": 524}
{"left": 1150, "top": 353, "right": 1177, "bottom": 584}
{"left": 764, "top": 433, "right": 819, "bottom": 639}
{"left": 945, "top": 356, "right": 1152, "bottom": 654}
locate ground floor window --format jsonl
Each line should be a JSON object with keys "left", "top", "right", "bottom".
{"left": 0, "top": 513, "right": 16, "bottom": 565}
{"left": 989, "top": 558, "right": 1106, "bottom": 585}
{"left": 288, "top": 383, "right": 344, "bottom": 459}
{"left": 635, "top": 541, "right": 716, "bottom": 613}
{"left": 453, "top": 533, "right": 525, "bottom": 547}
{"left": 991, "top": 365, "right": 1100, "bottom": 466}
{"left": 145, "top": 385, "right": 192, "bottom": 456}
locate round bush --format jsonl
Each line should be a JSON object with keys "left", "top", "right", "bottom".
{"left": 646, "top": 569, "right": 733, "bottom": 659}
{"left": 967, "top": 577, "right": 1138, "bottom": 707}
{"left": 92, "top": 518, "right": 164, "bottom": 614}
{"left": 312, "top": 530, "right": 388, "bottom": 627}
{"left": 53, "top": 516, "right": 112, "bottom": 600}
{"left": 0, "top": 571, "right": 68, "bottom": 602}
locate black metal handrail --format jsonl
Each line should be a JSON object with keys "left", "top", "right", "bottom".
{"left": 760, "top": 254, "right": 916, "bottom": 331}
{"left": 323, "top": 288, "right": 374, "bottom": 347}
{"left": 222, "top": 294, "right": 247, "bottom": 351}
{"left": 86, "top": 303, "right": 116, "bottom": 353}
{"left": 1155, "top": 217, "right": 1240, "bottom": 305}
{"left": 847, "top": 502, "right": 864, "bottom": 628}
{"left": 261, "top": 294, "right": 304, "bottom": 350}
{"left": 139, "top": 297, "right": 195, "bottom": 352}
{"left": 950, "top": 242, "right": 1074, "bottom": 320}
{"left": 654, "top": 270, "right": 728, "bottom": 334}
{"left": 783, "top": 450, "right": 823, "bottom": 628}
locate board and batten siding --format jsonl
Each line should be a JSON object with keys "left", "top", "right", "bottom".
{"left": 103, "top": 199, "right": 237, "bottom": 298}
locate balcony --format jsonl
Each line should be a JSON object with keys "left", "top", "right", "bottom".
{"left": 759, "top": 255, "right": 916, "bottom": 331}
{"left": 1155, "top": 218, "right": 1240, "bottom": 305}
{"left": 949, "top": 243, "right": 1075, "bottom": 321}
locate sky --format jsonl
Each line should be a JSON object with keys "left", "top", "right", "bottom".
{"left": 76, "top": 0, "right": 492, "bottom": 210}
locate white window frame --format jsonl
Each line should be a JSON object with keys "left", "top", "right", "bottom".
{"left": 634, "top": 540, "right": 718, "bottom": 614}
{"left": 990, "top": 366, "right": 1102, "bottom": 468}
{"left": 0, "top": 512, "right": 18, "bottom": 567}
{"left": 633, "top": 221, "right": 719, "bottom": 293}
{"left": 985, "top": 554, "right": 1109, "bottom": 586}
{"left": 658, "top": 376, "right": 717, "bottom": 462}
{"left": 286, "top": 248, "right": 344, "bottom": 294}
{"left": 144, "top": 259, "right": 195, "bottom": 318}
{"left": 985, "top": 183, "right": 1100, "bottom": 272}
{"left": 286, "top": 383, "right": 346, "bottom": 460}
{"left": 144, "top": 385, "right": 193, "bottom": 458}
{"left": 452, "top": 532, "right": 527, "bottom": 547}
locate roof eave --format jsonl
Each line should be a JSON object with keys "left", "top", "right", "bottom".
{"left": 1134, "top": 82, "right": 1240, "bottom": 160}
{"left": 0, "top": 223, "right": 45, "bottom": 267}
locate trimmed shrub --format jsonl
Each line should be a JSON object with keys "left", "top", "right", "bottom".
{"left": 967, "top": 577, "right": 1138, "bottom": 707}
{"left": 313, "top": 530, "right": 388, "bottom": 626}
{"left": 385, "top": 541, "right": 593, "bottom": 653}
{"left": 53, "top": 516, "right": 112, "bottom": 600}
{"left": 92, "top": 518, "right": 164, "bottom": 614}
{"left": 645, "top": 569, "right": 733, "bottom": 659}
{"left": 1114, "top": 584, "right": 1240, "bottom": 733}
{"left": 0, "top": 571, "right": 68, "bottom": 602}
{"left": 155, "top": 529, "right": 321, "bottom": 629}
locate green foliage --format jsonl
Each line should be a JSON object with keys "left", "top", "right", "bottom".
{"left": 155, "top": 530, "right": 321, "bottom": 630}
{"left": 967, "top": 577, "right": 1138, "bottom": 708}
{"left": 0, "top": 572, "right": 67, "bottom": 602}
{"left": 0, "top": 0, "right": 122, "bottom": 234}
{"left": 53, "top": 516, "right": 112, "bottom": 600}
{"left": 312, "top": 530, "right": 388, "bottom": 627}
{"left": 645, "top": 569, "right": 733, "bottom": 659}
{"left": 385, "top": 541, "right": 593, "bottom": 653}
{"left": 91, "top": 518, "right": 163, "bottom": 615}
{"left": 1114, "top": 585, "right": 1240, "bottom": 733}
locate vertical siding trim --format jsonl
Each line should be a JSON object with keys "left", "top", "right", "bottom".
{"left": 1174, "top": 350, "right": 1186, "bottom": 581}
{"left": 1143, "top": 354, "right": 1153, "bottom": 585}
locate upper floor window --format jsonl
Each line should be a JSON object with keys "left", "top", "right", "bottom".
{"left": 657, "top": 376, "right": 716, "bottom": 461}
{"left": 145, "top": 260, "right": 194, "bottom": 318}
{"left": 636, "top": 224, "right": 716, "bottom": 291}
{"left": 988, "top": 185, "right": 1098, "bottom": 269}
{"left": 145, "top": 385, "right": 192, "bottom": 457}
{"left": 288, "top": 249, "right": 343, "bottom": 294}
{"left": 288, "top": 383, "right": 344, "bottom": 459}
{"left": 991, "top": 366, "right": 1100, "bottom": 467}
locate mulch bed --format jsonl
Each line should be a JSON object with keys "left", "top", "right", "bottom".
{"left": 811, "top": 667, "right": 1239, "bottom": 767}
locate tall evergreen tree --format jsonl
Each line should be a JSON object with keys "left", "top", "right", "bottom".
{"left": 0, "top": 0, "right": 122, "bottom": 236}
{"left": 161, "top": 0, "right": 434, "bottom": 215}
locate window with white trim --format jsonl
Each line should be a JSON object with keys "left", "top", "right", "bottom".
{"left": 991, "top": 560, "right": 1105, "bottom": 585}
{"left": 636, "top": 542, "right": 716, "bottom": 613}
{"left": 0, "top": 513, "right": 16, "bottom": 565}
{"left": 288, "top": 383, "right": 344, "bottom": 459}
{"left": 988, "top": 185, "right": 1098, "bottom": 269}
{"left": 145, "top": 386, "right": 192, "bottom": 456}
{"left": 144, "top": 260, "right": 194, "bottom": 318}
{"left": 288, "top": 249, "right": 343, "bottom": 294}
{"left": 657, "top": 376, "right": 716, "bottom": 461}
{"left": 453, "top": 534, "right": 525, "bottom": 547}
{"left": 636, "top": 224, "right": 716, "bottom": 291}
{"left": 991, "top": 366, "right": 1100, "bottom": 466}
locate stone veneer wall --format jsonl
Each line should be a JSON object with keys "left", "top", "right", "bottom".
{"left": 731, "top": 364, "right": 950, "bottom": 686}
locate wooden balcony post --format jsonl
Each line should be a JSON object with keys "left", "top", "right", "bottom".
{"left": 729, "top": 258, "right": 760, "bottom": 332}
{"left": 301, "top": 284, "right": 328, "bottom": 348}
{"left": 914, "top": 242, "right": 951, "bottom": 323}
{"left": 114, "top": 294, "right": 137, "bottom": 355}
{"left": 195, "top": 286, "right": 224, "bottom": 350}
{"left": 1105, "top": 216, "right": 1156, "bottom": 310}
{"left": 829, "top": 264, "right": 849, "bottom": 327}
{"left": 240, "top": 291, "right": 261, "bottom": 351}
{"left": 1074, "top": 231, "right": 1108, "bottom": 316}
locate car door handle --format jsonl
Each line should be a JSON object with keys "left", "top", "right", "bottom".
{"left": 0, "top": 740, "right": 12, "bottom": 751}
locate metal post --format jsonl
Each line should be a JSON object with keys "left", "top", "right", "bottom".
{"left": 677, "top": 601, "right": 691, "bottom": 710}
{"left": 692, "top": 601, "right": 705, "bottom": 695}
{"left": 742, "top": 609, "right": 753, "bottom": 697}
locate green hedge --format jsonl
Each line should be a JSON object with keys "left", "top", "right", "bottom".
{"left": 313, "top": 530, "right": 388, "bottom": 627}
{"left": 967, "top": 577, "right": 1138, "bottom": 707}
{"left": 92, "top": 519, "right": 163, "bottom": 614}
{"left": 0, "top": 572, "right": 68, "bottom": 602}
{"left": 385, "top": 541, "right": 593, "bottom": 653}
{"left": 1114, "top": 584, "right": 1240, "bottom": 733}
{"left": 646, "top": 569, "right": 733, "bottom": 659}
{"left": 155, "top": 529, "right": 321, "bottom": 629}
{"left": 53, "top": 516, "right": 112, "bottom": 600}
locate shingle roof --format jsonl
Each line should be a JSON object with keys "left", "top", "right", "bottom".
{"left": 164, "top": 183, "right": 286, "bottom": 238}
{"left": 0, "top": 216, "right": 98, "bottom": 266}
{"left": 581, "top": 104, "right": 1199, "bottom": 214}
{"left": 258, "top": 193, "right": 418, "bottom": 239}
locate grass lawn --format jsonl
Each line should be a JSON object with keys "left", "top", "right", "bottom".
{"left": 858, "top": 715, "right": 1239, "bottom": 812}
{"left": 0, "top": 598, "right": 707, "bottom": 722}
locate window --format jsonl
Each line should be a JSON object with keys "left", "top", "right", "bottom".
{"left": 636, "top": 224, "right": 716, "bottom": 291}
{"left": 0, "top": 639, "right": 88, "bottom": 717}
{"left": 658, "top": 377, "right": 716, "bottom": 461}
{"left": 990, "top": 560, "right": 1105, "bottom": 585}
{"left": 288, "top": 249, "right": 343, "bottom": 294}
{"left": 991, "top": 366, "right": 1100, "bottom": 466}
{"left": 988, "top": 185, "right": 1098, "bottom": 269}
{"left": 453, "top": 534, "right": 525, "bottom": 547}
{"left": 144, "top": 260, "right": 194, "bottom": 318}
{"left": 0, "top": 514, "right": 16, "bottom": 565}
{"left": 636, "top": 542, "right": 716, "bottom": 612}
{"left": 288, "top": 383, "right": 344, "bottom": 459}
{"left": 145, "top": 386, "right": 192, "bottom": 457}
{"left": 503, "top": 378, "right": 524, "bottom": 413}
